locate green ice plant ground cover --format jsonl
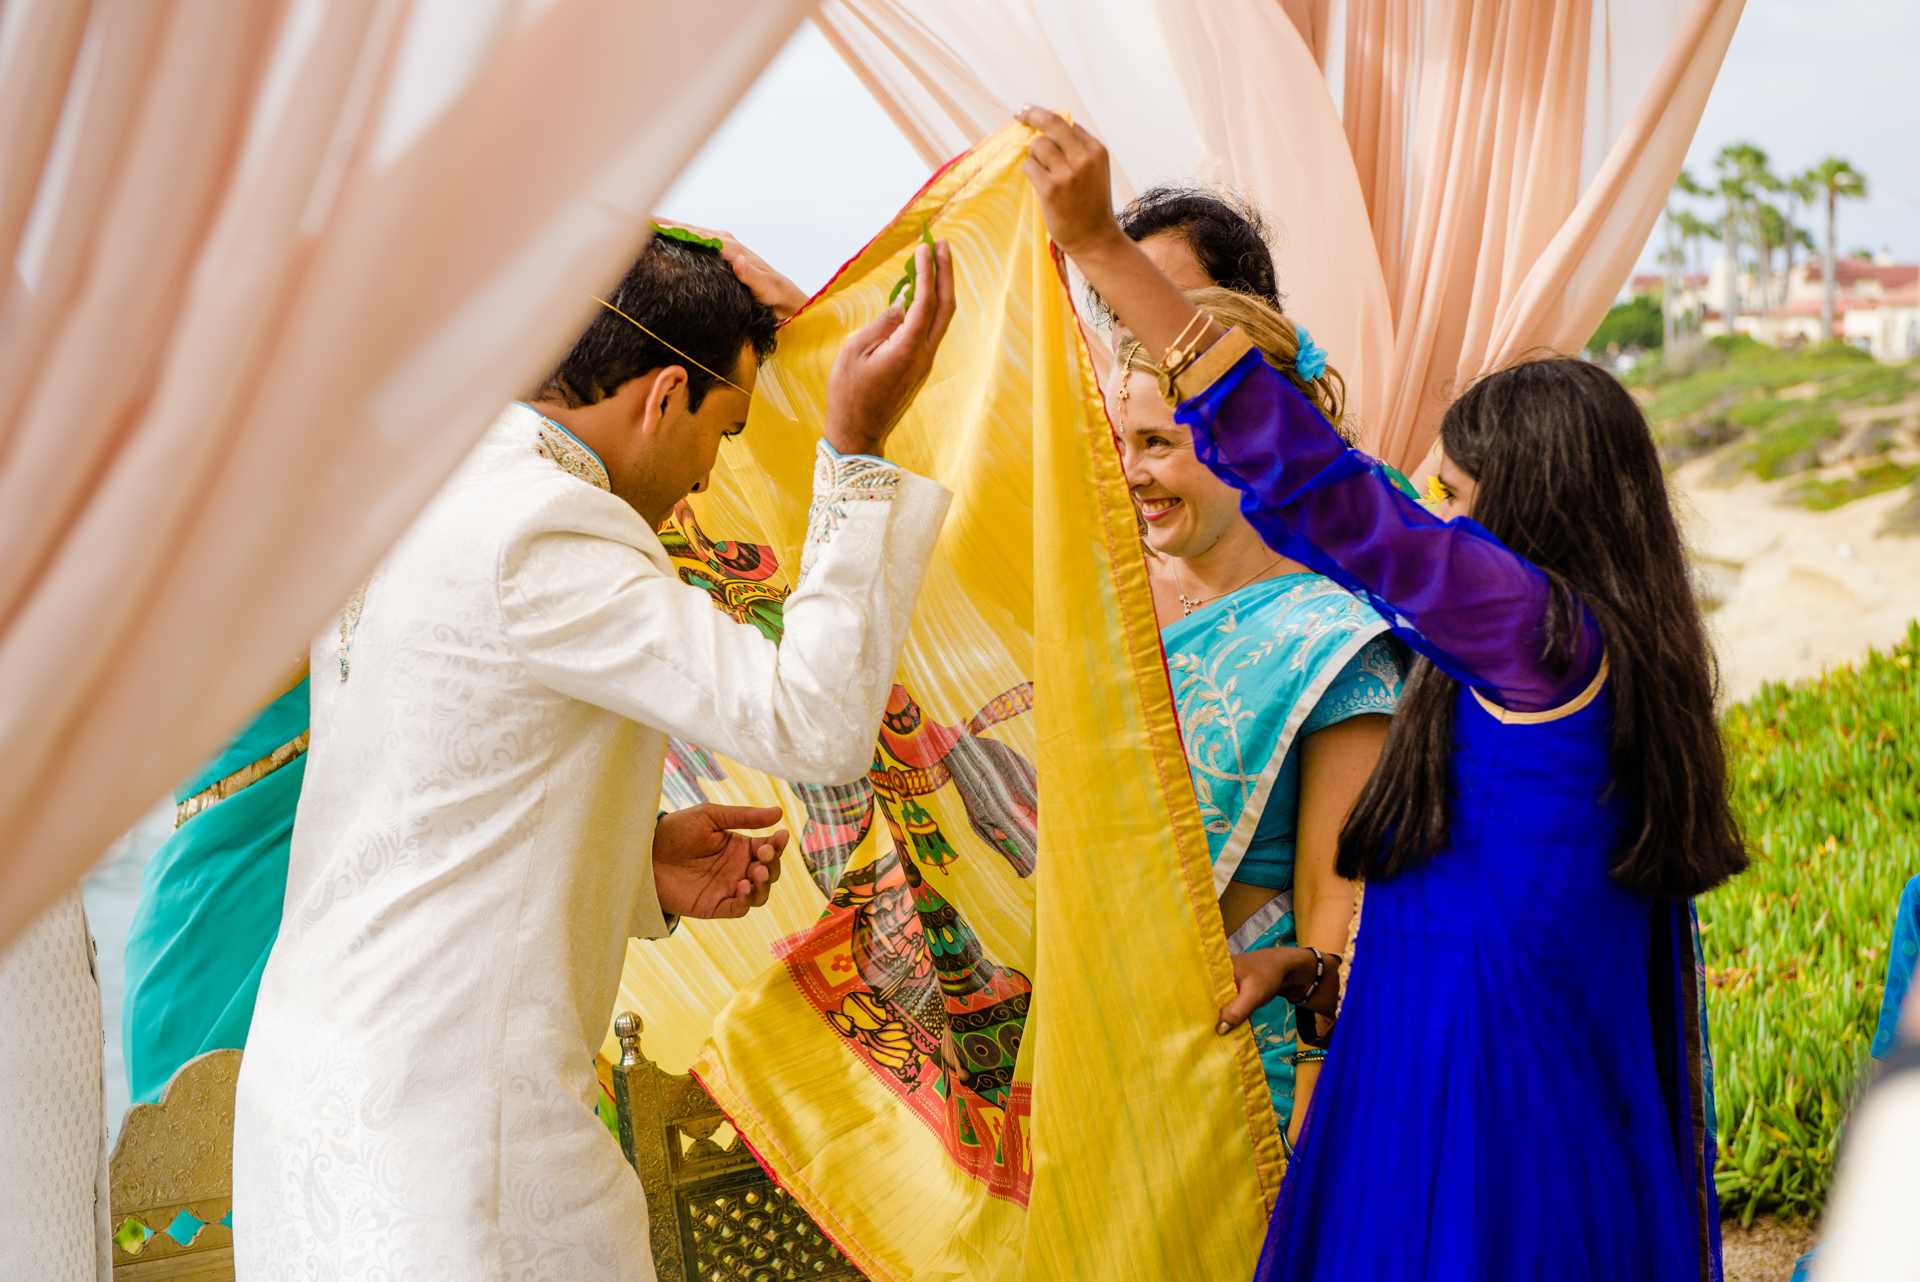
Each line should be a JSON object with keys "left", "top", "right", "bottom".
{"left": 1703, "top": 621, "right": 1920, "bottom": 1224}
{"left": 1629, "top": 338, "right": 1920, "bottom": 506}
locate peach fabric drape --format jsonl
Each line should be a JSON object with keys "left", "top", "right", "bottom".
{"left": 813, "top": 0, "right": 1396, "bottom": 443}
{"left": 0, "top": 0, "right": 811, "bottom": 950}
{"left": 814, "top": 0, "right": 1744, "bottom": 468}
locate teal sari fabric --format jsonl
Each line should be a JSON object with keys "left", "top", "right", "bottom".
{"left": 1162, "top": 574, "right": 1401, "bottom": 1125}
{"left": 122, "top": 675, "right": 309, "bottom": 1103}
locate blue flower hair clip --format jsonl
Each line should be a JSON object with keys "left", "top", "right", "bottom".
{"left": 1294, "top": 326, "right": 1328, "bottom": 382}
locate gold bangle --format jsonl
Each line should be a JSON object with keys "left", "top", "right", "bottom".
{"left": 1156, "top": 313, "right": 1212, "bottom": 406}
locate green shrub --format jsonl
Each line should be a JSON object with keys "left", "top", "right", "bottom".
{"left": 1725, "top": 397, "right": 1794, "bottom": 430}
{"left": 1705, "top": 622, "right": 1920, "bottom": 1223}
{"left": 1792, "top": 461, "right": 1920, "bottom": 511}
{"left": 1805, "top": 339, "right": 1879, "bottom": 365}
{"left": 1709, "top": 333, "right": 1774, "bottom": 360}
{"left": 1639, "top": 344, "right": 1902, "bottom": 423}
{"left": 1591, "top": 293, "right": 1665, "bottom": 351}
{"left": 1748, "top": 411, "right": 1843, "bottom": 479}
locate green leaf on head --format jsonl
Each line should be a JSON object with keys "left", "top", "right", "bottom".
{"left": 653, "top": 224, "right": 724, "bottom": 252}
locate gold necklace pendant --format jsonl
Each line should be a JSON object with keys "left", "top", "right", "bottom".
{"left": 1172, "top": 555, "right": 1282, "bottom": 619}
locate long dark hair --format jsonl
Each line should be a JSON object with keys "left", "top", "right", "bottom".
{"left": 1336, "top": 359, "right": 1748, "bottom": 900}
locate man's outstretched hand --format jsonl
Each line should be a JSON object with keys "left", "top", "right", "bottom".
{"left": 652, "top": 804, "right": 789, "bottom": 920}
{"left": 823, "top": 237, "right": 957, "bottom": 458}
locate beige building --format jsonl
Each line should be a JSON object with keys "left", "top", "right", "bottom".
{"left": 1635, "top": 254, "right": 1919, "bottom": 359}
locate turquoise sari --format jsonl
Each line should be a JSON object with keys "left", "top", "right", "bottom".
{"left": 1163, "top": 574, "right": 1402, "bottom": 1126}
{"left": 122, "top": 670, "right": 308, "bottom": 1103}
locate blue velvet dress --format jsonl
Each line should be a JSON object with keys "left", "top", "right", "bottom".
{"left": 1261, "top": 679, "right": 1709, "bottom": 1280}
{"left": 1176, "top": 333, "right": 1722, "bottom": 1282}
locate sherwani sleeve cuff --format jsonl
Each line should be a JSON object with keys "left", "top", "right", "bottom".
{"left": 800, "top": 441, "right": 901, "bottom": 581}
{"left": 630, "top": 830, "right": 672, "bottom": 941}
{"left": 798, "top": 441, "right": 949, "bottom": 662}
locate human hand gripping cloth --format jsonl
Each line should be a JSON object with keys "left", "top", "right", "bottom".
{"left": 606, "top": 123, "right": 1282, "bottom": 1280}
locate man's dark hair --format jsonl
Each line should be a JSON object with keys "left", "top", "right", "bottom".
{"left": 538, "top": 235, "right": 778, "bottom": 412}
{"left": 1337, "top": 358, "right": 1749, "bottom": 901}
{"left": 1116, "top": 186, "right": 1283, "bottom": 311}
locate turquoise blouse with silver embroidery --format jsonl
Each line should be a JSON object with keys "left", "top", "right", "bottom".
{"left": 1231, "top": 633, "right": 1402, "bottom": 889}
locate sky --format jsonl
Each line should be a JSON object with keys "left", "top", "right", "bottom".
{"left": 660, "top": 2, "right": 1920, "bottom": 298}
{"left": 655, "top": 24, "right": 929, "bottom": 296}
{"left": 1656, "top": 0, "right": 1920, "bottom": 273}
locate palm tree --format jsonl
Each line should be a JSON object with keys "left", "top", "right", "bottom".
{"left": 1675, "top": 210, "right": 1719, "bottom": 284}
{"left": 1716, "top": 143, "right": 1775, "bottom": 323}
{"left": 1807, "top": 157, "right": 1868, "bottom": 343}
{"left": 1756, "top": 202, "right": 1788, "bottom": 308}
{"left": 1672, "top": 211, "right": 1718, "bottom": 342}
{"left": 1674, "top": 167, "right": 1720, "bottom": 328}
{"left": 1659, "top": 208, "right": 1681, "bottom": 351}
{"left": 1781, "top": 172, "right": 1818, "bottom": 295}
{"left": 1657, "top": 241, "right": 1689, "bottom": 348}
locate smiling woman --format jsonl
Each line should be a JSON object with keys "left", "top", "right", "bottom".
{"left": 1111, "top": 286, "right": 1405, "bottom": 1147}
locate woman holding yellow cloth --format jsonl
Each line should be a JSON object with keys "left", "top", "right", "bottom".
{"left": 1109, "top": 289, "right": 1404, "bottom": 1145}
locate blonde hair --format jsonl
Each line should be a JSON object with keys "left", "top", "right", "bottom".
{"left": 1115, "top": 287, "right": 1351, "bottom": 442}
{"left": 1192, "top": 287, "right": 1350, "bottom": 437}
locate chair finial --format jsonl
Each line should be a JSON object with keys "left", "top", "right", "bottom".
{"left": 615, "top": 1012, "right": 644, "bottom": 1067}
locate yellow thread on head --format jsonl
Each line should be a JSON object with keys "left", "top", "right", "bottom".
{"left": 591, "top": 297, "right": 752, "bottom": 398}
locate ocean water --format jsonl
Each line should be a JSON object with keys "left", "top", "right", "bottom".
{"left": 81, "top": 799, "right": 171, "bottom": 1142}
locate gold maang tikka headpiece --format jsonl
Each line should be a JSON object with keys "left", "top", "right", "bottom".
{"left": 1111, "top": 337, "right": 1173, "bottom": 430}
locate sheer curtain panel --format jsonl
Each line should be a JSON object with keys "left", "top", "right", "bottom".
{"left": 815, "top": 0, "right": 1743, "bottom": 467}
{"left": 0, "top": 0, "right": 811, "bottom": 949}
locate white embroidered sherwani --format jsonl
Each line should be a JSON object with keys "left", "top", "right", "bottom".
{"left": 232, "top": 403, "right": 949, "bottom": 1281}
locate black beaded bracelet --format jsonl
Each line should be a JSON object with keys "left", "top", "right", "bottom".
{"left": 1299, "top": 946, "right": 1329, "bottom": 1002}
{"left": 1291, "top": 1046, "right": 1328, "bottom": 1066}
{"left": 1292, "top": 949, "right": 1343, "bottom": 1049}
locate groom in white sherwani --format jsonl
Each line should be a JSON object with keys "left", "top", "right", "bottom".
{"left": 233, "top": 230, "right": 957, "bottom": 1281}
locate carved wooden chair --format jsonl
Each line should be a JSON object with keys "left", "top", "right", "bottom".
{"left": 108, "top": 1047, "right": 240, "bottom": 1281}
{"left": 609, "top": 1012, "right": 866, "bottom": 1282}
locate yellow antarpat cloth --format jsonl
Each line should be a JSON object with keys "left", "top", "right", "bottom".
{"left": 607, "top": 122, "right": 1281, "bottom": 1281}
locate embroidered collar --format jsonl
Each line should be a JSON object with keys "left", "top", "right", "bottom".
{"left": 519, "top": 403, "right": 611, "bottom": 492}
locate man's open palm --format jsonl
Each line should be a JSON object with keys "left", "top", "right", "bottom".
{"left": 651, "top": 804, "right": 789, "bottom": 920}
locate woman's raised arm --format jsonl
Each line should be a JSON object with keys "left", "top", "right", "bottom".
{"left": 1017, "top": 107, "right": 1599, "bottom": 709}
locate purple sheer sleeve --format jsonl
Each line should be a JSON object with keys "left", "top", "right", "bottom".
{"left": 1176, "top": 344, "right": 1601, "bottom": 712}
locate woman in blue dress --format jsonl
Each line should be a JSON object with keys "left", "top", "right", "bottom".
{"left": 1020, "top": 107, "right": 1746, "bottom": 1280}
{"left": 1114, "top": 286, "right": 1404, "bottom": 1144}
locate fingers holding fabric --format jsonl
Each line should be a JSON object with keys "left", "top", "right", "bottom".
{"left": 1218, "top": 948, "right": 1293, "bottom": 1032}
{"left": 1016, "top": 107, "right": 1119, "bottom": 259}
